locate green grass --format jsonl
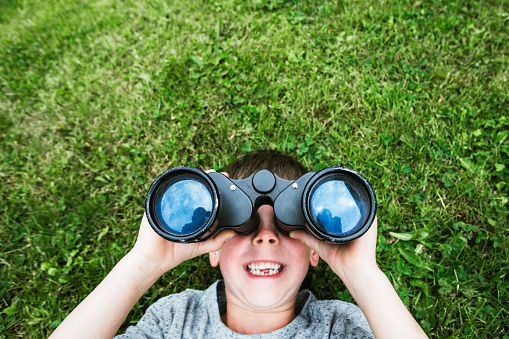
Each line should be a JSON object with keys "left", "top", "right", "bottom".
{"left": 0, "top": 0, "right": 508, "bottom": 337}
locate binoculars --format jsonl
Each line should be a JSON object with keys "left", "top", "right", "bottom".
{"left": 145, "top": 166, "right": 376, "bottom": 243}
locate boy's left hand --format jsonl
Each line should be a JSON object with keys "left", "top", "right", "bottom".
{"left": 289, "top": 216, "right": 379, "bottom": 280}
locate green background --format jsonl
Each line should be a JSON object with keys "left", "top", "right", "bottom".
{"left": 0, "top": 0, "right": 508, "bottom": 337}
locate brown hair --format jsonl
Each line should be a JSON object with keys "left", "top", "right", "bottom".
{"left": 225, "top": 150, "right": 308, "bottom": 180}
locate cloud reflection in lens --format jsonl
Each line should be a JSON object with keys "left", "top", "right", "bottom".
{"left": 156, "top": 179, "right": 213, "bottom": 235}
{"left": 310, "top": 180, "right": 362, "bottom": 236}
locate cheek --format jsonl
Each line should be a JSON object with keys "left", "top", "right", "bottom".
{"left": 285, "top": 238, "right": 313, "bottom": 266}
{"left": 217, "top": 236, "right": 246, "bottom": 270}
{"left": 287, "top": 237, "right": 311, "bottom": 254}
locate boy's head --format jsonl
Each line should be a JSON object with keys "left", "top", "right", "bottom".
{"left": 209, "top": 150, "right": 319, "bottom": 312}
{"left": 225, "top": 149, "right": 309, "bottom": 180}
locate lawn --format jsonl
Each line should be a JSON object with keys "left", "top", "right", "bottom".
{"left": 0, "top": 0, "right": 508, "bottom": 337}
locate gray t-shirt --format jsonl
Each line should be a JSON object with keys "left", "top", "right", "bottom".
{"left": 116, "top": 281, "right": 373, "bottom": 338}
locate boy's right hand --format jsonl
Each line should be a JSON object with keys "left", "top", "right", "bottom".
{"left": 130, "top": 169, "right": 235, "bottom": 277}
{"left": 130, "top": 213, "right": 235, "bottom": 276}
{"left": 49, "top": 170, "right": 235, "bottom": 339}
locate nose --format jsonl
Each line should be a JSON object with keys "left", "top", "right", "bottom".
{"left": 252, "top": 205, "right": 280, "bottom": 245}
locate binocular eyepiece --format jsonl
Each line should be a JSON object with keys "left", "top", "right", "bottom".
{"left": 145, "top": 166, "right": 376, "bottom": 243}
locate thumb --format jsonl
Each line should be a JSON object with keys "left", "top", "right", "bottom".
{"left": 290, "top": 229, "right": 324, "bottom": 255}
{"left": 197, "top": 230, "right": 236, "bottom": 254}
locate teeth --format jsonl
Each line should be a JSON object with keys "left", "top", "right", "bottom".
{"left": 246, "top": 262, "right": 283, "bottom": 276}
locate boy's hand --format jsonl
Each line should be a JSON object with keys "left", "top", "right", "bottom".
{"left": 130, "top": 170, "right": 235, "bottom": 277}
{"left": 291, "top": 217, "right": 429, "bottom": 338}
{"left": 130, "top": 214, "right": 235, "bottom": 275}
{"left": 49, "top": 170, "right": 234, "bottom": 339}
{"left": 289, "top": 216, "right": 379, "bottom": 280}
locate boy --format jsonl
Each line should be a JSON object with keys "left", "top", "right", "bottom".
{"left": 50, "top": 150, "right": 428, "bottom": 338}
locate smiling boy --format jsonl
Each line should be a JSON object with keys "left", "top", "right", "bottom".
{"left": 208, "top": 203, "right": 322, "bottom": 335}
{"left": 50, "top": 150, "right": 428, "bottom": 338}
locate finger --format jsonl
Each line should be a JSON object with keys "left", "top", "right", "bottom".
{"left": 355, "top": 215, "right": 378, "bottom": 244}
{"left": 197, "top": 230, "right": 236, "bottom": 254}
{"left": 368, "top": 215, "right": 378, "bottom": 234}
{"left": 135, "top": 213, "right": 159, "bottom": 244}
{"left": 289, "top": 230, "right": 324, "bottom": 255}
{"left": 205, "top": 169, "right": 229, "bottom": 178}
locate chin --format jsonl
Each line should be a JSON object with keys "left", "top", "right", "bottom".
{"left": 240, "top": 284, "right": 297, "bottom": 310}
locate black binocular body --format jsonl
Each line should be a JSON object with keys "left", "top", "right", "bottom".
{"left": 145, "top": 166, "right": 376, "bottom": 244}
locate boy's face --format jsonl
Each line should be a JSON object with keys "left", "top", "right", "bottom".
{"left": 209, "top": 205, "right": 319, "bottom": 312}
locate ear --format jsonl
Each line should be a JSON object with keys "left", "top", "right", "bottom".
{"left": 309, "top": 249, "right": 320, "bottom": 267}
{"left": 209, "top": 251, "right": 220, "bottom": 267}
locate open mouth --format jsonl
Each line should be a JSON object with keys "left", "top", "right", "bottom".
{"left": 246, "top": 262, "right": 284, "bottom": 276}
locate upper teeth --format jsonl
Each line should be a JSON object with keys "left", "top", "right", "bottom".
{"left": 247, "top": 262, "right": 283, "bottom": 276}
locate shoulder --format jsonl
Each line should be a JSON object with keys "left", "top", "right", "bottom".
{"left": 298, "top": 290, "right": 374, "bottom": 338}
{"left": 115, "top": 282, "right": 221, "bottom": 338}
{"left": 149, "top": 287, "right": 206, "bottom": 312}
{"left": 142, "top": 282, "right": 220, "bottom": 322}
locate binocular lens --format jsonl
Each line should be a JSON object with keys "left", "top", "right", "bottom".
{"left": 154, "top": 175, "right": 214, "bottom": 236}
{"left": 308, "top": 174, "right": 371, "bottom": 237}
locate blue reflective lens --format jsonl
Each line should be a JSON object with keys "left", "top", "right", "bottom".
{"left": 156, "top": 178, "right": 213, "bottom": 235}
{"left": 309, "top": 178, "right": 368, "bottom": 236}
